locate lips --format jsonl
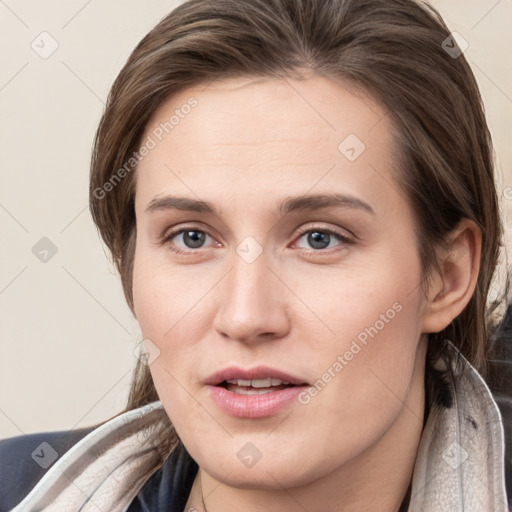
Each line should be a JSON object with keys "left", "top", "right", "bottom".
{"left": 204, "top": 366, "right": 310, "bottom": 418}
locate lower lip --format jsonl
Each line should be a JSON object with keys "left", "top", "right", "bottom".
{"left": 207, "top": 385, "right": 308, "bottom": 418}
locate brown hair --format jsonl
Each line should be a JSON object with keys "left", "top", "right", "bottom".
{"left": 89, "top": 0, "right": 506, "bottom": 462}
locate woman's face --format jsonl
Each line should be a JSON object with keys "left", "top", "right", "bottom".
{"left": 133, "top": 73, "right": 429, "bottom": 490}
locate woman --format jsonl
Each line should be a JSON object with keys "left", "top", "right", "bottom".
{"left": 1, "top": 0, "right": 510, "bottom": 510}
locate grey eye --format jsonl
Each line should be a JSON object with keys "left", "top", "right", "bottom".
{"left": 180, "top": 230, "right": 207, "bottom": 249}
{"left": 306, "top": 231, "right": 331, "bottom": 249}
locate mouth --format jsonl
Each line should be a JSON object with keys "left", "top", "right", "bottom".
{"left": 204, "top": 366, "right": 310, "bottom": 418}
{"left": 218, "top": 378, "right": 298, "bottom": 395}
{"left": 204, "top": 365, "right": 309, "bottom": 389}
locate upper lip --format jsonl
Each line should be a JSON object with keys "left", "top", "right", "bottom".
{"left": 204, "top": 366, "right": 309, "bottom": 386}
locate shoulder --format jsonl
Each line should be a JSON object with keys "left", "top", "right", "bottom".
{"left": 0, "top": 425, "right": 98, "bottom": 511}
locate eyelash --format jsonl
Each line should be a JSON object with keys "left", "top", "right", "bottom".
{"left": 160, "top": 224, "right": 355, "bottom": 255}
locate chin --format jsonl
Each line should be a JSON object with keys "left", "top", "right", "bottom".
{"left": 198, "top": 446, "right": 328, "bottom": 490}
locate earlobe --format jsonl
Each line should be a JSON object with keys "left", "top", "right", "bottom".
{"left": 421, "top": 219, "right": 482, "bottom": 334}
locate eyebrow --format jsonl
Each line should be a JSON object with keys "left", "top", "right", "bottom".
{"left": 144, "top": 193, "right": 375, "bottom": 216}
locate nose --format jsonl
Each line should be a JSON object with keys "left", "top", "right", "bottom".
{"left": 212, "top": 249, "right": 291, "bottom": 345}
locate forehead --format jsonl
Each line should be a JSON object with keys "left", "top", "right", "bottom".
{"left": 136, "top": 74, "right": 402, "bottom": 214}
{"left": 144, "top": 73, "right": 391, "bottom": 146}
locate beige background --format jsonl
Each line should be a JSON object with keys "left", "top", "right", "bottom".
{"left": 1, "top": 0, "right": 511, "bottom": 438}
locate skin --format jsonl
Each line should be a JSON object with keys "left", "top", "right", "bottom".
{"left": 131, "top": 73, "right": 481, "bottom": 511}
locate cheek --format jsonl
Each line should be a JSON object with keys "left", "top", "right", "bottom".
{"left": 298, "top": 262, "right": 424, "bottom": 438}
{"left": 131, "top": 245, "right": 218, "bottom": 390}
{"left": 132, "top": 255, "right": 214, "bottom": 437}
{"left": 286, "top": 240, "right": 422, "bottom": 353}
{"left": 132, "top": 245, "right": 208, "bottom": 339}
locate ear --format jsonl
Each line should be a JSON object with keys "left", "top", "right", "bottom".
{"left": 421, "top": 218, "right": 482, "bottom": 334}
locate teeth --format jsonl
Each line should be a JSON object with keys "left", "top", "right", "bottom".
{"left": 252, "top": 378, "right": 272, "bottom": 388}
{"left": 225, "top": 378, "right": 290, "bottom": 387}
{"left": 226, "top": 379, "right": 252, "bottom": 386}
{"left": 231, "top": 387, "right": 275, "bottom": 395}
